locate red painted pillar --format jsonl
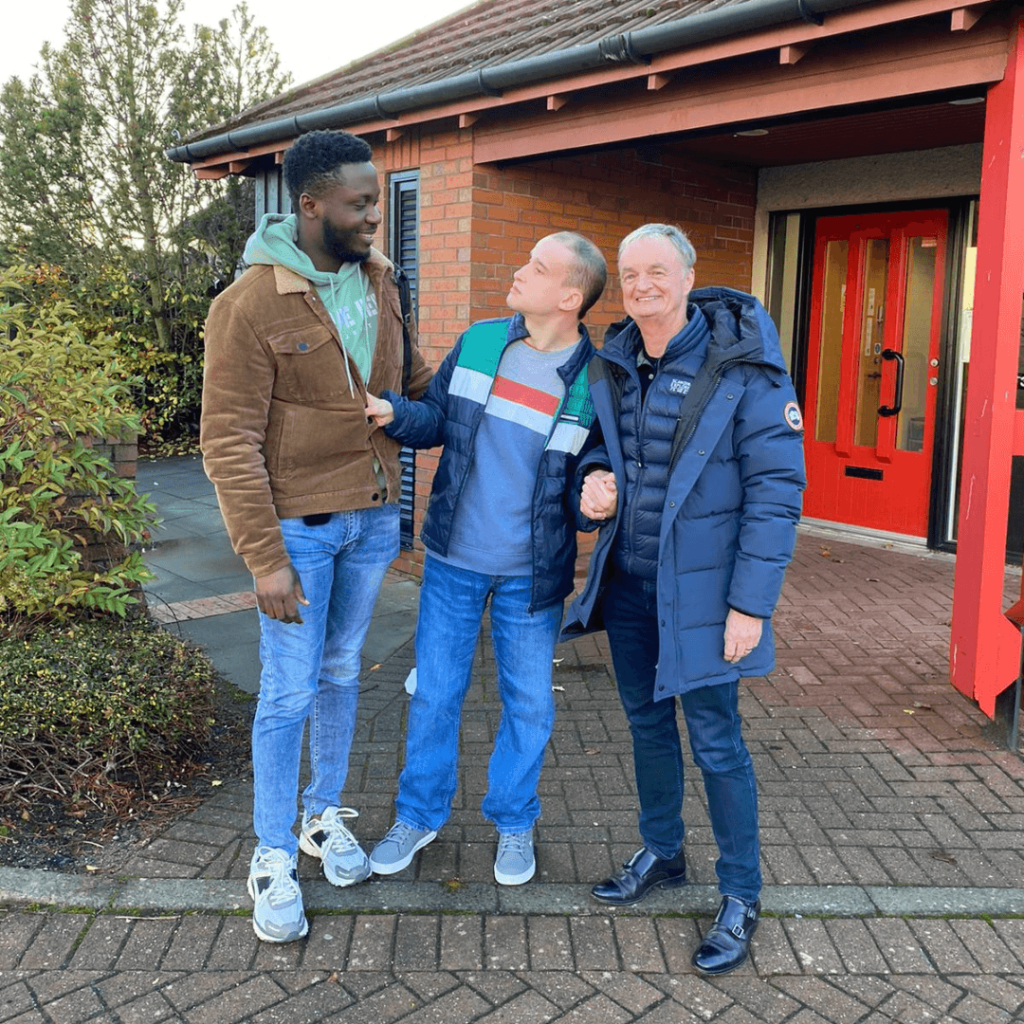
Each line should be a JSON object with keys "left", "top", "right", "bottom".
{"left": 950, "top": 13, "right": 1024, "bottom": 717}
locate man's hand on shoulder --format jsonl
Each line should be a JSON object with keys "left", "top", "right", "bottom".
{"left": 581, "top": 469, "right": 618, "bottom": 521}
{"left": 365, "top": 392, "right": 395, "bottom": 427}
{"left": 255, "top": 564, "right": 309, "bottom": 624}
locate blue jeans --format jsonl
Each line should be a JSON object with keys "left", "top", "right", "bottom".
{"left": 253, "top": 505, "right": 399, "bottom": 853}
{"left": 601, "top": 570, "right": 762, "bottom": 903}
{"left": 395, "top": 556, "right": 563, "bottom": 834}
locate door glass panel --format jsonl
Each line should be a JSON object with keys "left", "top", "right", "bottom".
{"left": 854, "top": 238, "right": 888, "bottom": 447}
{"left": 815, "top": 239, "right": 847, "bottom": 443}
{"left": 897, "top": 237, "right": 938, "bottom": 452}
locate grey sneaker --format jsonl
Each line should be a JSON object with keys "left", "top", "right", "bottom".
{"left": 247, "top": 846, "right": 308, "bottom": 943}
{"left": 369, "top": 820, "right": 437, "bottom": 874}
{"left": 299, "top": 806, "right": 371, "bottom": 887}
{"left": 494, "top": 829, "right": 535, "bottom": 885}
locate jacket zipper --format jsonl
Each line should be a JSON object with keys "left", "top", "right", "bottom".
{"left": 528, "top": 343, "right": 590, "bottom": 612}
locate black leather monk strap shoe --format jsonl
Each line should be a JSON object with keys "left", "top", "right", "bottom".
{"left": 691, "top": 896, "right": 760, "bottom": 976}
{"left": 590, "top": 846, "right": 687, "bottom": 906}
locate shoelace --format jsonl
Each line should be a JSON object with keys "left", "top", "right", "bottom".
{"left": 499, "top": 832, "right": 532, "bottom": 861}
{"left": 253, "top": 847, "right": 301, "bottom": 907}
{"left": 318, "top": 807, "right": 361, "bottom": 854}
{"left": 384, "top": 820, "right": 421, "bottom": 849}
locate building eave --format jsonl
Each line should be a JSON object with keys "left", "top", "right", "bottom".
{"left": 169, "top": 0, "right": 1000, "bottom": 175}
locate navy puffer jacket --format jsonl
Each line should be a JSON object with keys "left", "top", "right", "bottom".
{"left": 382, "top": 315, "right": 596, "bottom": 612}
{"left": 611, "top": 311, "right": 713, "bottom": 579}
{"left": 561, "top": 288, "right": 805, "bottom": 698}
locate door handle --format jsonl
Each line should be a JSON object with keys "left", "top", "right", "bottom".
{"left": 878, "top": 348, "right": 904, "bottom": 418}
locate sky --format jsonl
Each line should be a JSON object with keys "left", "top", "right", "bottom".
{"left": 5, "top": 0, "right": 476, "bottom": 88}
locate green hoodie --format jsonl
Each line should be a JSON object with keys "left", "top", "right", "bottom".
{"left": 243, "top": 214, "right": 378, "bottom": 393}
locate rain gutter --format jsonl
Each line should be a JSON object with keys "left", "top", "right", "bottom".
{"left": 166, "top": 0, "right": 885, "bottom": 164}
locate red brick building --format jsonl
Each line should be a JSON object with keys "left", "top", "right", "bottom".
{"left": 169, "top": 0, "right": 1024, "bottom": 724}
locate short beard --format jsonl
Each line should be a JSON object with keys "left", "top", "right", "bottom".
{"left": 323, "top": 222, "right": 370, "bottom": 266}
{"left": 329, "top": 245, "right": 370, "bottom": 266}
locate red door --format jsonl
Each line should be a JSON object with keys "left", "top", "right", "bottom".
{"left": 803, "top": 211, "right": 948, "bottom": 537}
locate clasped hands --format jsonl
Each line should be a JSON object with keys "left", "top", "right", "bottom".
{"left": 580, "top": 469, "right": 762, "bottom": 664}
{"left": 581, "top": 469, "right": 618, "bottom": 521}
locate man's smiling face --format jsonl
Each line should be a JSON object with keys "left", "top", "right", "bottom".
{"left": 618, "top": 235, "right": 695, "bottom": 333}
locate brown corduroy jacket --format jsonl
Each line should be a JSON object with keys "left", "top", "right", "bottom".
{"left": 200, "top": 250, "right": 432, "bottom": 579}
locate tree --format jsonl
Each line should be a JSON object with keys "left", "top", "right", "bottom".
{"left": 0, "top": 0, "right": 291, "bottom": 350}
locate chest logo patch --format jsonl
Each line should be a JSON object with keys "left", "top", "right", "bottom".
{"left": 669, "top": 378, "right": 691, "bottom": 395}
{"left": 784, "top": 401, "right": 804, "bottom": 431}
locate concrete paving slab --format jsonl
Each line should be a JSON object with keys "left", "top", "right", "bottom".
{"left": 173, "top": 610, "right": 261, "bottom": 693}
{"left": 138, "top": 456, "right": 216, "bottom": 499}
{"left": 143, "top": 536, "right": 249, "bottom": 584}
{"left": 866, "top": 885, "right": 1024, "bottom": 915}
{"left": 0, "top": 868, "right": 118, "bottom": 909}
{"left": 114, "top": 878, "right": 249, "bottom": 913}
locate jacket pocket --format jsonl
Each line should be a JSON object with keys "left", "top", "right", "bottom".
{"left": 266, "top": 401, "right": 372, "bottom": 491}
{"left": 267, "top": 326, "right": 355, "bottom": 403}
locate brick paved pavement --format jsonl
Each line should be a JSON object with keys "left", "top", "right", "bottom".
{"left": 4, "top": 458, "right": 1024, "bottom": 1022}
{"left": 3, "top": 902, "right": 1024, "bottom": 1021}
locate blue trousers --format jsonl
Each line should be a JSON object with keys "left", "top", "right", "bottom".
{"left": 253, "top": 506, "right": 399, "bottom": 853}
{"left": 601, "top": 570, "right": 762, "bottom": 903}
{"left": 394, "top": 556, "right": 562, "bottom": 834}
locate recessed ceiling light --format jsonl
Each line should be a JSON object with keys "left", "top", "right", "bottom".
{"left": 733, "top": 128, "right": 769, "bottom": 137}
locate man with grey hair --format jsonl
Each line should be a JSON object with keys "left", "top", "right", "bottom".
{"left": 562, "top": 223, "right": 805, "bottom": 975}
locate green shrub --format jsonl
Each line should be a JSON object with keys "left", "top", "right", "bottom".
{"left": 0, "top": 263, "right": 157, "bottom": 630}
{"left": 63, "top": 263, "right": 210, "bottom": 444}
{"left": 0, "top": 619, "right": 217, "bottom": 809}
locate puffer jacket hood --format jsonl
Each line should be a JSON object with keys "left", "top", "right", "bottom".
{"left": 602, "top": 286, "right": 789, "bottom": 376}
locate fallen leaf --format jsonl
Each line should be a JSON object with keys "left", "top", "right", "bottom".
{"left": 912, "top": 702, "right": 932, "bottom": 710}
{"left": 370, "top": 663, "right": 381, "bottom": 671}
{"left": 819, "top": 546, "right": 831, "bottom": 557}
{"left": 552, "top": 658, "right": 564, "bottom": 665}
{"left": 552, "top": 685, "right": 565, "bottom": 692}
{"left": 903, "top": 709, "right": 915, "bottom": 715}
{"left": 211, "top": 780, "right": 223, "bottom": 787}
{"left": 585, "top": 748, "right": 600, "bottom": 755}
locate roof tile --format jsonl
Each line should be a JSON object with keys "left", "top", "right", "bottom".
{"left": 191, "top": 0, "right": 749, "bottom": 142}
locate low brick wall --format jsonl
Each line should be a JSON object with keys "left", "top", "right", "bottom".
{"left": 76, "top": 432, "right": 146, "bottom": 612}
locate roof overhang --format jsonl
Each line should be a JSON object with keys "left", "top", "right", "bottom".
{"left": 170, "top": 0, "right": 1005, "bottom": 178}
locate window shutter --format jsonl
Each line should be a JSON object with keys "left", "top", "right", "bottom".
{"left": 390, "top": 172, "right": 420, "bottom": 550}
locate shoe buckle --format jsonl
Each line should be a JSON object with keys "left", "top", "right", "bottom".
{"left": 730, "top": 923, "right": 746, "bottom": 938}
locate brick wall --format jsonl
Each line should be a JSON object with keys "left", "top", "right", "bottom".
{"left": 379, "top": 130, "right": 476, "bottom": 578}
{"left": 75, "top": 433, "right": 142, "bottom": 601}
{"left": 376, "top": 132, "right": 757, "bottom": 580}
{"left": 472, "top": 148, "right": 757, "bottom": 342}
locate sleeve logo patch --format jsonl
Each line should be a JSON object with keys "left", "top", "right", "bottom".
{"left": 784, "top": 401, "right": 804, "bottom": 431}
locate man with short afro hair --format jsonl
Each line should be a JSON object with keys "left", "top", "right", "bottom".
{"left": 201, "top": 129, "right": 432, "bottom": 943}
{"left": 282, "top": 130, "right": 374, "bottom": 215}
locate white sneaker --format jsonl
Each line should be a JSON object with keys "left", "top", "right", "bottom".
{"left": 299, "top": 806, "right": 371, "bottom": 887}
{"left": 247, "top": 846, "right": 308, "bottom": 943}
{"left": 494, "top": 829, "right": 536, "bottom": 885}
